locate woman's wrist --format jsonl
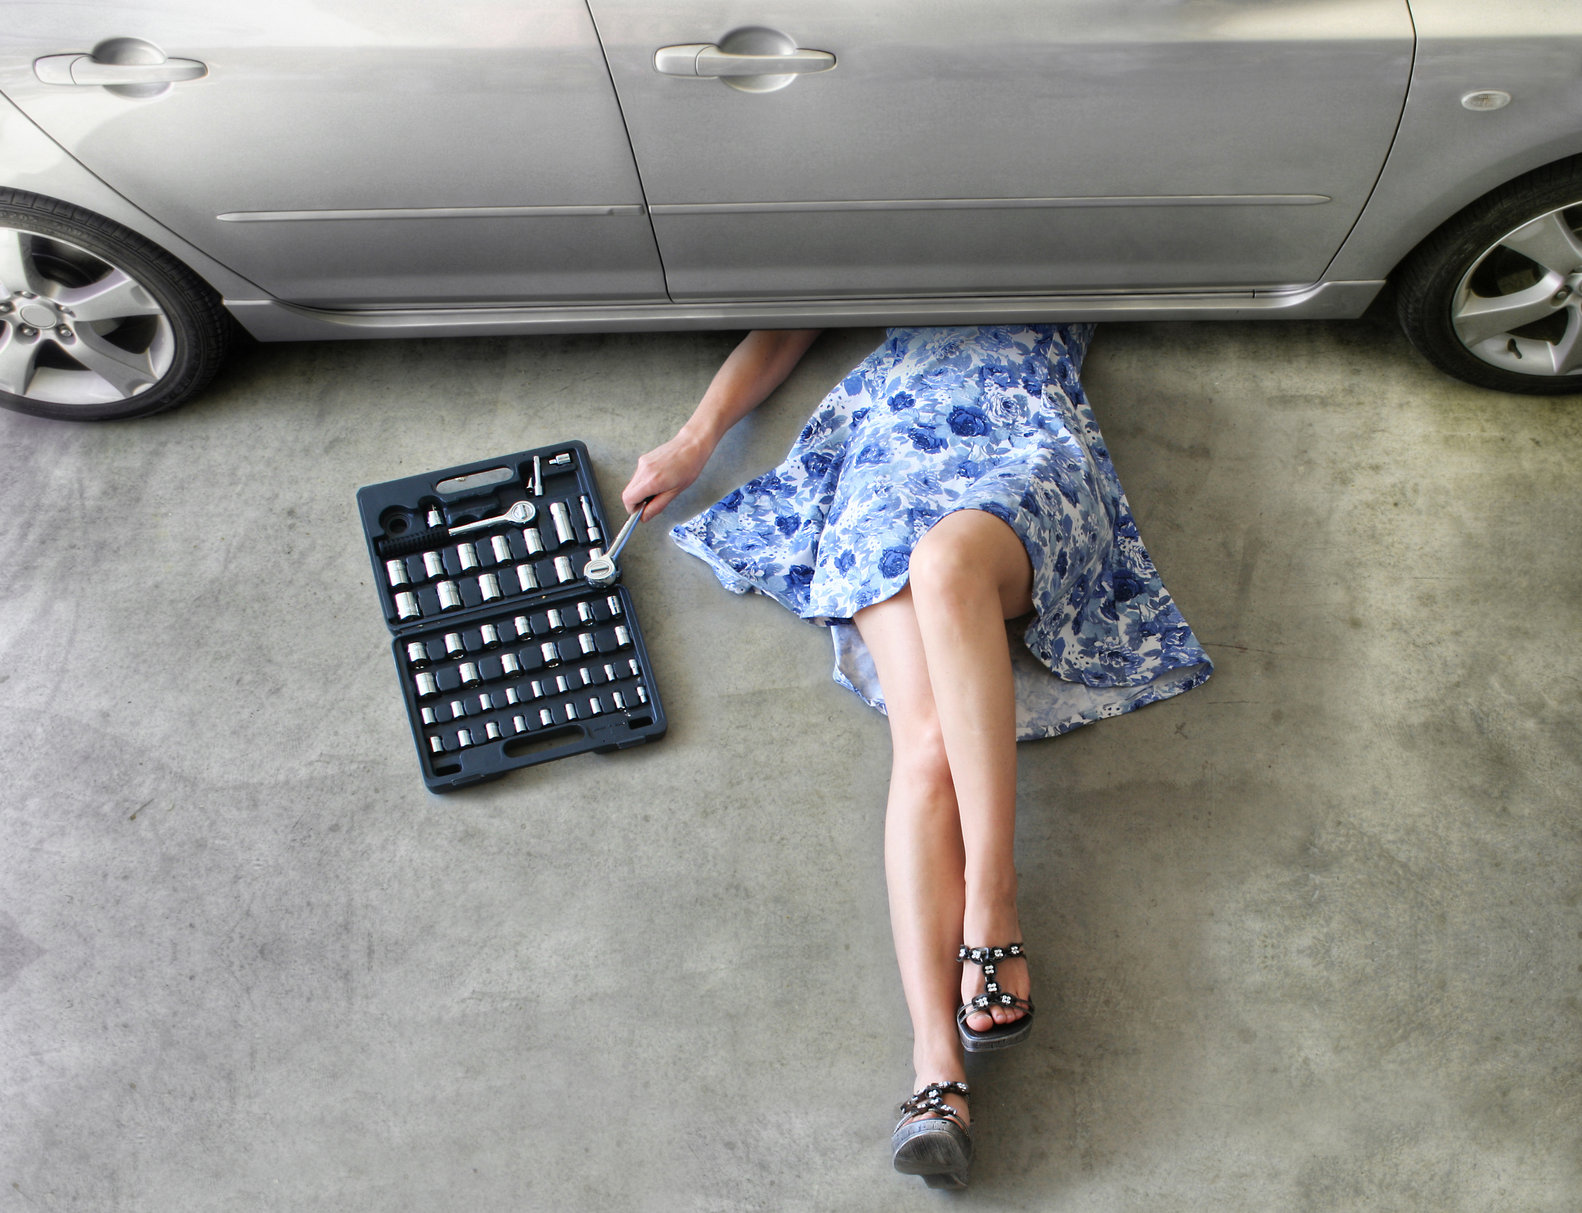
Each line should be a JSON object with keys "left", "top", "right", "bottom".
{"left": 676, "top": 413, "right": 727, "bottom": 458}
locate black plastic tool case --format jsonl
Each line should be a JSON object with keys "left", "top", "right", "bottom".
{"left": 357, "top": 442, "right": 666, "bottom": 791}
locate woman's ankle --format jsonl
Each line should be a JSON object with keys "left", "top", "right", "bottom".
{"left": 962, "top": 874, "right": 1020, "bottom": 936}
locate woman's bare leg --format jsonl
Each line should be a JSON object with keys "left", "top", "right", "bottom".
{"left": 906, "top": 510, "right": 1034, "bottom": 1032}
{"left": 857, "top": 508, "right": 1036, "bottom": 1121}
{"left": 855, "top": 591, "right": 970, "bottom": 1124}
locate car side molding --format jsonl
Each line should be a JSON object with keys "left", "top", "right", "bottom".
{"left": 226, "top": 282, "right": 1386, "bottom": 343}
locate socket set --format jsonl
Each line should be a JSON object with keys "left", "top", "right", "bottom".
{"left": 357, "top": 441, "right": 666, "bottom": 791}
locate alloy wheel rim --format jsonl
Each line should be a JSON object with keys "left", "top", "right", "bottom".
{"left": 0, "top": 224, "right": 174, "bottom": 406}
{"left": 1452, "top": 202, "right": 1582, "bottom": 377}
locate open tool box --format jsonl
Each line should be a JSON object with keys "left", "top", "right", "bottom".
{"left": 357, "top": 441, "right": 666, "bottom": 792}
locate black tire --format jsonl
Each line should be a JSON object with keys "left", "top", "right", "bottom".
{"left": 1395, "top": 156, "right": 1582, "bottom": 395}
{"left": 0, "top": 189, "right": 232, "bottom": 420}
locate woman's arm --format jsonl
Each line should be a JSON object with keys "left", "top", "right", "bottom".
{"left": 621, "top": 328, "right": 822, "bottom": 520}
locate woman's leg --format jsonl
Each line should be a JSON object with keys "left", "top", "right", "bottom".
{"left": 856, "top": 508, "right": 1035, "bottom": 1114}
{"left": 902, "top": 509, "right": 1035, "bottom": 1032}
{"left": 855, "top": 590, "right": 970, "bottom": 1123}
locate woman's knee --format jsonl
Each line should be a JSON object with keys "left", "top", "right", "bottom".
{"left": 910, "top": 512, "right": 1032, "bottom": 619}
{"left": 890, "top": 715, "right": 954, "bottom": 796}
{"left": 908, "top": 529, "right": 975, "bottom": 601}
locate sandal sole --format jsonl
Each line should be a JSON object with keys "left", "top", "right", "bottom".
{"left": 892, "top": 1120, "right": 972, "bottom": 1188}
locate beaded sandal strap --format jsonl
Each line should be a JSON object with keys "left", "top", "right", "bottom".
{"left": 958, "top": 943, "right": 1033, "bottom": 1016}
{"left": 896, "top": 1081, "right": 970, "bottom": 1131}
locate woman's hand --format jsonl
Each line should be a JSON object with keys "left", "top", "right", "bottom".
{"left": 622, "top": 429, "right": 713, "bottom": 521}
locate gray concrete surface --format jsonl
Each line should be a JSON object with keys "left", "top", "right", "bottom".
{"left": 2, "top": 312, "right": 1579, "bottom": 1211}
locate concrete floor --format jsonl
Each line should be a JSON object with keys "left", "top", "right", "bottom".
{"left": 2, "top": 310, "right": 1579, "bottom": 1211}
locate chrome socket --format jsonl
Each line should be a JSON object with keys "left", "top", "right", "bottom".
{"left": 549, "top": 501, "right": 575, "bottom": 546}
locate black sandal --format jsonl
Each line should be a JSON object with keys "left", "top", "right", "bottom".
{"left": 891, "top": 1081, "right": 972, "bottom": 1189}
{"left": 957, "top": 943, "right": 1034, "bottom": 1051}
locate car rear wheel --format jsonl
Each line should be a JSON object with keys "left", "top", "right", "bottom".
{"left": 1396, "top": 157, "right": 1582, "bottom": 395}
{"left": 0, "top": 191, "right": 231, "bottom": 421}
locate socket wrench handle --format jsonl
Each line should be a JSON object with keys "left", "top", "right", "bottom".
{"left": 449, "top": 500, "right": 536, "bottom": 536}
{"left": 582, "top": 497, "right": 651, "bottom": 587}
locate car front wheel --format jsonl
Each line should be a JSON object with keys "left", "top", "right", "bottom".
{"left": 0, "top": 190, "right": 231, "bottom": 421}
{"left": 1396, "top": 157, "right": 1582, "bottom": 395}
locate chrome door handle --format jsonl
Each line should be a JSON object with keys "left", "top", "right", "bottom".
{"left": 34, "top": 53, "right": 208, "bottom": 87}
{"left": 655, "top": 44, "right": 835, "bottom": 78}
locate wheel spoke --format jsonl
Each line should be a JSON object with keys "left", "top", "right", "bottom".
{"left": 54, "top": 270, "right": 163, "bottom": 323}
{"left": 1546, "top": 306, "right": 1582, "bottom": 374}
{"left": 1499, "top": 211, "right": 1582, "bottom": 276}
{"left": 1454, "top": 273, "right": 1566, "bottom": 346}
{"left": 0, "top": 332, "right": 40, "bottom": 395}
{"left": 68, "top": 328, "right": 156, "bottom": 396}
{"left": 0, "top": 227, "right": 43, "bottom": 296}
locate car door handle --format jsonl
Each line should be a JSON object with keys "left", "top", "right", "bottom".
{"left": 654, "top": 44, "right": 835, "bottom": 78}
{"left": 34, "top": 53, "right": 208, "bottom": 87}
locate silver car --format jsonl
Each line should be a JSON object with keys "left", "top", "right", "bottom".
{"left": 2, "top": 0, "right": 1580, "bottom": 420}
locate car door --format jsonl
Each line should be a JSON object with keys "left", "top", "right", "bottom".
{"left": 0, "top": 0, "right": 665, "bottom": 306}
{"left": 585, "top": 0, "right": 1414, "bottom": 301}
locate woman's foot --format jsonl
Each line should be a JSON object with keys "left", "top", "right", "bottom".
{"left": 892, "top": 1078, "right": 973, "bottom": 1189}
{"left": 960, "top": 906, "right": 1032, "bottom": 1034}
{"left": 898, "top": 1071, "right": 969, "bottom": 1131}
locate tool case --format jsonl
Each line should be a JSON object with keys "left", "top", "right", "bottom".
{"left": 357, "top": 441, "right": 666, "bottom": 792}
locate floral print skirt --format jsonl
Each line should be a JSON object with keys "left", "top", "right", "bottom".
{"left": 670, "top": 325, "right": 1212, "bottom": 739}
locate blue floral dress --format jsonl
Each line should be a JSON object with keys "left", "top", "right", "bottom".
{"left": 671, "top": 325, "right": 1212, "bottom": 739}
